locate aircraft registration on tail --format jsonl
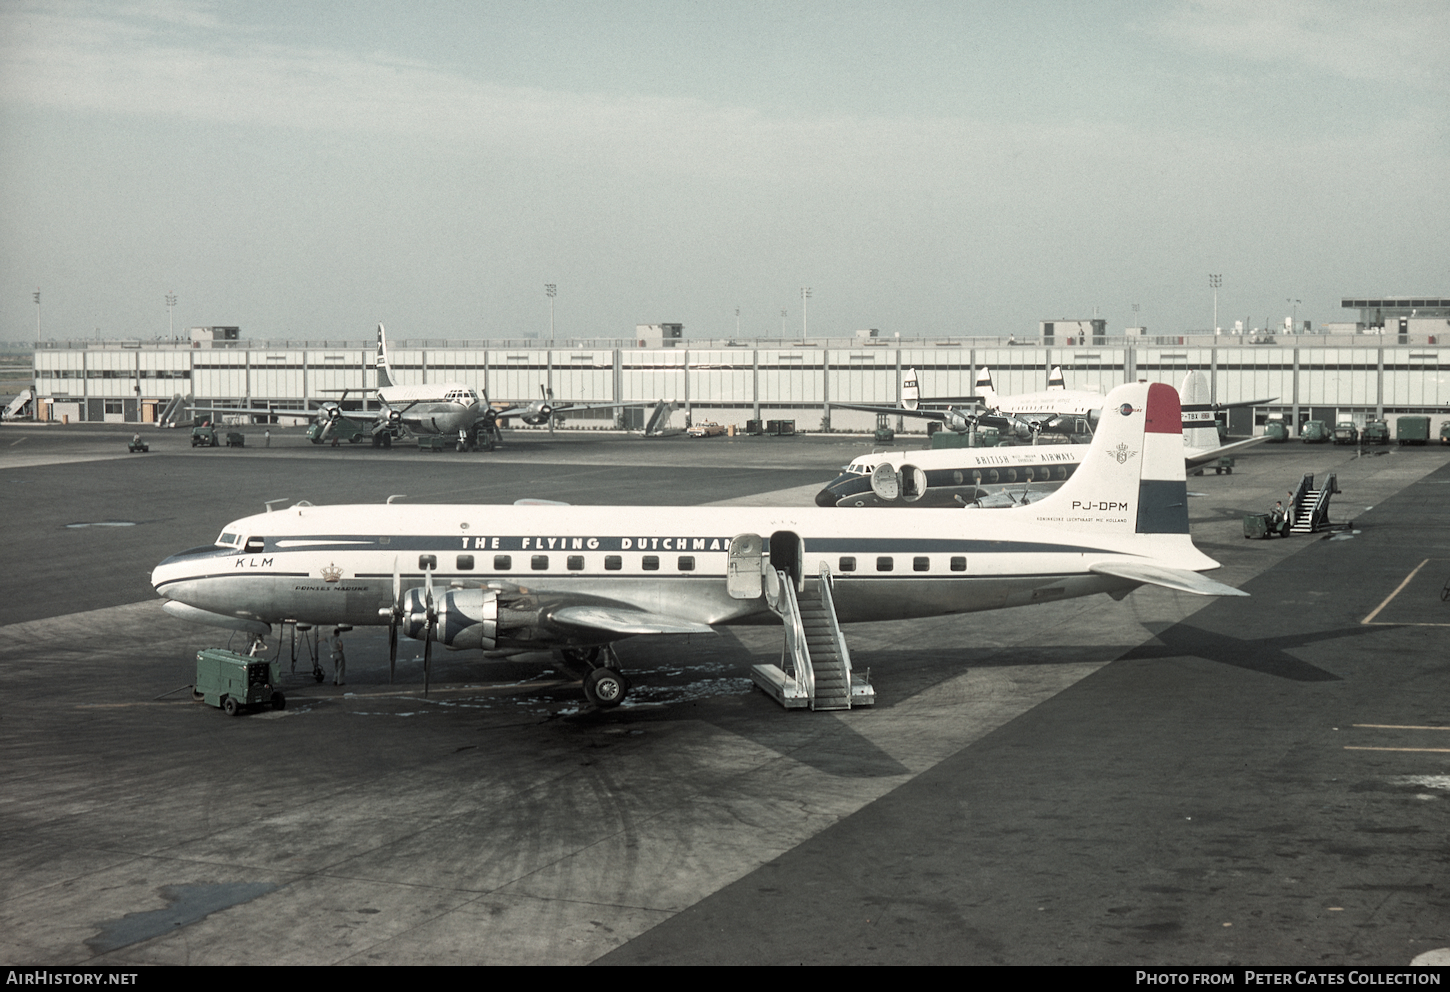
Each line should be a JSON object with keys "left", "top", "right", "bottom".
{"left": 152, "top": 381, "right": 1245, "bottom": 709}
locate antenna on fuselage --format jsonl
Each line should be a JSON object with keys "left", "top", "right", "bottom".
{"left": 264, "top": 498, "right": 290, "bottom": 513}
{"left": 386, "top": 494, "right": 406, "bottom": 504}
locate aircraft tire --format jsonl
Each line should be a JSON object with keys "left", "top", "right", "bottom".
{"left": 584, "top": 667, "right": 628, "bottom": 708}
{"left": 351, "top": 434, "right": 363, "bottom": 444}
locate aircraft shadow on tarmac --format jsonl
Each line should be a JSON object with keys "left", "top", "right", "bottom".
{"left": 1113, "top": 620, "right": 1401, "bottom": 681}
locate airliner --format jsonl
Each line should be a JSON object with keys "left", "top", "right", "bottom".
{"left": 152, "top": 380, "right": 1245, "bottom": 708}
{"left": 817, "top": 372, "right": 1268, "bottom": 507}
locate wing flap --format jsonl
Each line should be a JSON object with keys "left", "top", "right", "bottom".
{"left": 551, "top": 605, "right": 716, "bottom": 636}
{"left": 1089, "top": 561, "right": 1248, "bottom": 597}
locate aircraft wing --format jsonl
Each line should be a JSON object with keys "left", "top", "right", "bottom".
{"left": 1218, "top": 397, "right": 1277, "bottom": 409}
{"left": 551, "top": 400, "right": 655, "bottom": 415}
{"left": 1185, "top": 434, "right": 1268, "bottom": 467}
{"left": 1088, "top": 561, "right": 1248, "bottom": 597}
{"left": 830, "top": 402, "right": 953, "bottom": 422}
{"left": 551, "top": 605, "right": 716, "bottom": 636}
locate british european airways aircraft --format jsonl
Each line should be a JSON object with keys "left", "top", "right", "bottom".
{"left": 817, "top": 372, "right": 1268, "bottom": 508}
{"left": 152, "top": 380, "right": 1245, "bottom": 708}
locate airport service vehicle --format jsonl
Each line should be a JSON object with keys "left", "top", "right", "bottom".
{"left": 688, "top": 422, "right": 727, "bottom": 438}
{"left": 193, "top": 648, "right": 284, "bottom": 715}
{"left": 190, "top": 423, "right": 218, "bottom": 447}
{"left": 1264, "top": 420, "right": 1289, "bottom": 442}
{"left": 224, "top": 431, "right": 246, "bottom": 448}
{"left": 1440, "top": 421, "right": 1450, "bottom": 446}
{"left": 307, "top": 410, "right": 377, "bottom": 445}
{"left": 127, "top": 437, "right": 149, "bottom": 453}
{"left": 152, "top": 381, "right": 1246, "bottom": 709}
{"left": 1300, "top": 421, "right": 1331, "bottom": 444}
{"left": 1396, "top": 416, "right": 1430, "bottom": 446}
{"left": 1333, "top": 422, "right": 1359, "bottom": 445}
{"left": 1361, "top": 420, "right": 1390, "bottom": 445}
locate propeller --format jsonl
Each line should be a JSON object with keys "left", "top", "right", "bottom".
{"left": 422, "top": 565, "right": 436, "bottom": 697}
{"left": 387, "top": 557, "right": 402, "bottom": 683}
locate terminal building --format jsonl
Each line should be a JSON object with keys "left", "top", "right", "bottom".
{"left": 26, "top": 302, "right": 1449, "bottom": 434}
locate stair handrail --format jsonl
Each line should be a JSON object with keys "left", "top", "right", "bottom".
{"left": 1288, "top": 473, "right": 1313, "bottom": 526}
{"left": 816, "top": 561, "right": 854, "bottom": 686}
{"left": 775, "top": 568, "right": 814, "bottom": 701}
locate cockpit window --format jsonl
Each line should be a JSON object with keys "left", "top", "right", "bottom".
{"left": 217, "top": 532, "right": 240, "bottom": 547}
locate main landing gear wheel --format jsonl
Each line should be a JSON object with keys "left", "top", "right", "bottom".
{"left": 583, "top": 667, "right": 630, "bottom": 708}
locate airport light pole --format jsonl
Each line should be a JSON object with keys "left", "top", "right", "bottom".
{"left": 735, "top": 306, "right": 740, "bottom": 339}
{"left": 545, "top": 283, "right": 556, "bottom": 342}
{"left": 780, "top": 308, "right": 786, "bottom": 341}
{"left": 33, "top": 289, "right": 40, "bottom": 343}
{"left": 1210, "top": 274, "right": 1221, "bottom": 334}
{"left": 801, "top": 287, "right": 811, "bottom": 341}
{"left": 1287, "top": 298, "right": 1301, "bottom": 335}
{"left": 166, "top": 292, "right": 176, "bottom": 339}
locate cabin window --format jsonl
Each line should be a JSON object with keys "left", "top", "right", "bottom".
{"left": 1022, "top": 467, "right": 1035, "bottom": 482}
{"left": 567, "top": 555, "right": 585, "bottom": 571}
{"left": 1058, "top": 466, "right": 1070, "bottom": 480}
{"left": 493, "top": 555, "right": 512, "bottom": 570}
{"left": 1005, "top": 468, "right": 1018, "bottom": 483}
{"left": 677, "top": 556, "right": 695, "bottom": 571}
{"left": 987, "top": 470, "right": 999, "bottom": 484}
{"left": 838, "top": 556, "right": 856, "bottom": 572}
{"left": 418, "top": 554, "right": 437, "bottom": 570}
{"left": 245, "top": 536, "right": 264, "bottom": 553}
{"left": 642, "top": 555, "right": 660, "bottom": 571}
{"left": 971, "top": 470, "right": 982, "bottom": 485}
{"left": 952, "top": 471, "right": 964, "bottom": 485}
{"left": 531, "top": 555, "right": 549, "bottom": 570}
{"left": 950, "top": 556, "right": 967, "bottom": 572}
{"left": 604, "top": 555, "right": 622, "bottom": 571}
{"left": 456, "top": 555, "right": 474, "bottom": 570}
{"left": 876, "top": 556, "right": 893, "bottom": 572}
{"left": 913, "top": 556, "right": 930, "bottom": 572}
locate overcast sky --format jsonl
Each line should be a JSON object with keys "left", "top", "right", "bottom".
{"left": 1, "top": 0, "right": 1446, "bottom": 344}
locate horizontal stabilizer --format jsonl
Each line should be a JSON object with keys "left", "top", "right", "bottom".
{"left": 1089, "top": 561, "right": 1248, "bottom": 597}
{"left": 162, "top": 600, "right": 272, "bottom": 634}
{"left": 514, "top": 498, "right": 570, "bottom": 506}
{"left": 1185, "top": 434, "right": 1267, "bottom": 467}
{"left": 551, "top": 605, "right": 715, "bottom": 636}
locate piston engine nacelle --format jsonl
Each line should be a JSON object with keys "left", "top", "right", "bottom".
{"left": 870, "top": 462, "right": 928, "bottom": 503}
{"left": 402, "top": 587, "right": 499, "bottom": 650}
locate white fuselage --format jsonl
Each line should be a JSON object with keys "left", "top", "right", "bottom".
{"left": 378, "top": 383, "right": 481, "bottom": 436}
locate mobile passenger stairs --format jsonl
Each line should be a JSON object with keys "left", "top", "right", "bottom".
{"left": 750, "top": 558, "right": 874, "bottom": 711}
{"left": 3, "top": 388, "right": 33, "bottom": 421}
{"left": 1287, "top": 472, "right": 1342, "bottom": 536}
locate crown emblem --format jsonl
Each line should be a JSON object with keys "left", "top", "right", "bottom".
{"left": 321, "top": 562, "right": 343, "bottom": 583}
{"left": 1109, "top": 443, "right": 1138, "bottom": 466}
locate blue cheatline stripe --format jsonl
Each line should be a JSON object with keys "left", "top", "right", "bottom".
{"left": 256, "top": 534, "right": 1126, "bottom": 556}
{"left": 1135, "top": 479, "right": 1190, "bottom": 534}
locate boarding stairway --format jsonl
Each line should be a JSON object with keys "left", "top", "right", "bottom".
{"left": 750, "top": 562, "right": 873, "bottom": 711}
{"left": 3, "top": 388, "right": 33, "bottom": 421}
{"left": 1288, "top": 472, "right": 1341, "bottom": 535}
{"left": 156, "top": 394, "right": 188, "bottom": 427}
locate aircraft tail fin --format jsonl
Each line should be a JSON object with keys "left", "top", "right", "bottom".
{"left": 1178, "top": 370, "right": 1220, "bottom": 454}
{"left": 1047, "top": 366, "right": 1066, "bottom": 390}
{"left": 375, "top": 323, "right": 395, "bottom": 389}
{"left": 1026, "top": 380, "right": 1191, "bottom": 539}
{"left": 974, "top": 367, "right": 997, "bottom": 409}
{"left": 901, "top": 368, "right": 920, "bottom": 411}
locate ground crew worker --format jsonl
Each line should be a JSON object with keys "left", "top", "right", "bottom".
{"left": 1270, "top": 500, "right": 1287, "bottom": 535}
{"left": 264, "top": 429, "right": 270, "bottom": 447}
{"left": 330, "top": 628, "right": 346, "bottom": 685}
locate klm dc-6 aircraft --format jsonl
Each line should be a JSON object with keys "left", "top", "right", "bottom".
{"left": 152, "top": 381, "right": 1244, "bottom": 709}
